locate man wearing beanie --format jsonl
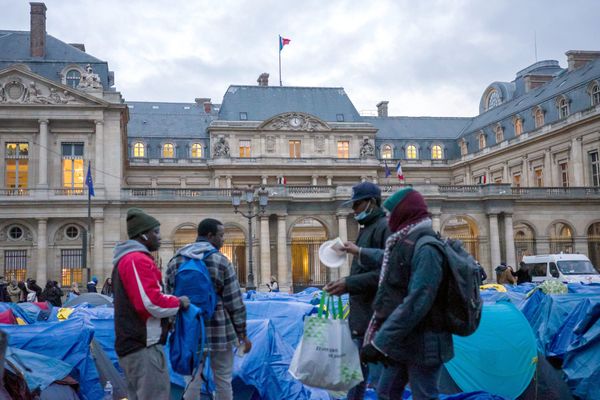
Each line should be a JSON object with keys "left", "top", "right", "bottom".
{"left": 112, "top": 208, "right": 190, "bottom": 400}
{"left": 324, "top": 181, "right": 390, "bottom": 400}
{"left": 360, "top": 188, "right": 453, "bottom": 400}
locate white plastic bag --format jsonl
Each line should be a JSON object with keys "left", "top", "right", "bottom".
{"left": 288, "top": 293, "right": 363, "bottom": 391}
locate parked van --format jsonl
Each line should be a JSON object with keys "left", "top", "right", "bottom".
{"left": 522, "top": 254, "right": 600, "bottom": 284}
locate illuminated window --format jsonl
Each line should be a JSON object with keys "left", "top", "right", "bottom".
{"left": 592, "top": 84, "right": 600, "bottom": 106}
{"left": 337, "top": 141, "right": 349, "bottom": 158}
{"left": 162, "top": 143, "right": 174, "bottom": 158}
{"left": 534, "top": 107, "right": 544, "bottom": 128}
{"left": 431, "top": 145, "right": 443, "bottom": 160}
{"left": 61, "top": 249, "right": 83, "bottom": 288}
{"left": 65, "top": 69, "right": 81, "bottom": 88}
{"left": 479, "top": 133, "right": 486, "bottom": 150}
{"left": 514, "top": 117, "right": 523, "bottom": 136}
{"left": 133, "top": 142, "right": 145, "bottom": 158}
{"left": 191, "top": 143, "right": 202, "bottom": 158}
{"left": 61, "top": 143, "right": 84, "bottom": 189}
{"left": 289, "top": 140, "right": 301, "bottom": 158}
{"left": 534, "top": 167, "right": 543, "bottom": 187}
{"left": 558, "top": 98, "right": 569, "bottom": 119}
{"left": 5, "top": 143, "right": 28, "bottom": 189}
{"left": 4, "top": 250, "right": 27, "bottom": 282}
{"left": 406, "top": 145, "right": 417, "bottom": 159}
{"left": 381, "top": 144, "right": 392, "bottom": 159}
{"left": 512, "top": 173, "right": 521, "bottom": 187}
{"left": 239, "top": 140, "right": 251, "bottom": 158}
{"left": 559, "top": 162, "right": 569, "bottom": 187}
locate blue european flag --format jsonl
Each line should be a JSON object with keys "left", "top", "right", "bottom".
{"left": 384, "top": 160, "right": 391, "bottom": 178}
{"left": 85, "top": 161, "right": 95, "bottom": 197}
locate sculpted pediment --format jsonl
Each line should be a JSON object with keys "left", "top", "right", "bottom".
{"left": 0, "top": 67, "right": 106, "bottom": 106}
{"left": 260, "top": 112, "right": 331, "bottom": 132}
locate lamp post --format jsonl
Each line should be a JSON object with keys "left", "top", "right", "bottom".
{"left": 231, "top": 186, "right": 269, "bottom": 291}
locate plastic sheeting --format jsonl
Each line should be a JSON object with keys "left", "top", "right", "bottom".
{"left": 1, "top": 316, "right": 103, "bottom": 400}
{"left": 445, "top": 302, "right": 537, "bottom": 399}
{"left": 245, "top": 300, "right": 314, "bottom": 348}
{"left": 6, "top": 346, "right": 73, "bottom": 392}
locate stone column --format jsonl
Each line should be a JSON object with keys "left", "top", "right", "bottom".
{"left": 544, "top": 149, "right": 552, "bottom": 187}
{"left": 38, "top": 119, "right": 49, "bottom": 187}
{"left": 432, "top": 213, "right": 441, "bottom": 233}
{"left": 503, "top": 163, "right": 509, "bottom": 183}
{"left": 488, "top": 214, "right": 501, "bottom": 277}
{"left": 94, "top": 120, "right": 104, "bottom": 186}
{"left": 94, "top": 218, "right": 106, "bottom": 280}
{"left": 214, "top": 176, "right": 220, "bottom": 188}
{"left": 464, "top": 164, "right": 472, "bottom": 185}
{"left": 504, "top": 214, "right": 516, "bottom": 267}
{"left": 522, "top": 156, "right": 529, "bottom": 186}
{"left": 571, "top": 136, "right": 583, "bottom": 186}
{"left": 225, "top": 175, "right": 232, "bottom": 188}
{"left": 337, "top": 213, "right": 350, "bottom": 277}
{"left": 277, "top": 215, "right": 288, "bottom": 289}
{"left": 36, "top": 219, "right": 48, "bottom": 283}
{"left": 259, "top": 216, "right": 271, "bottom": 289}
{"left": 326, "top": 176, "right": 333, "bottom": 186}
{"left": 311, "top": 175, "right": 318, "bottom": 186}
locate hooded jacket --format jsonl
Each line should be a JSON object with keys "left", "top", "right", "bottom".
{"left": 112, "top": 240, "right": 181, "bottom": 357}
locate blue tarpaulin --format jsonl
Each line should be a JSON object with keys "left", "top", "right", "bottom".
{"left": 245, "top": 300, "right": 314, "bottom": 348}
{"left": 6, "top": 346, "right": 73, "bottom": 392}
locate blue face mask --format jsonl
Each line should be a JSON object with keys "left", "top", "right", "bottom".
{"left": 354, "top": 202, "right": 373, "bottom": 222}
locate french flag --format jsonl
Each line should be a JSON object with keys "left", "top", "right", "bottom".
{"left": 396, "top": 161, "right": 404, "bottom": 180}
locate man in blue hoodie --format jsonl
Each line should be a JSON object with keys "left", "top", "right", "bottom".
{"left": 166, "top": 218, "right": 251, "bottom": 400}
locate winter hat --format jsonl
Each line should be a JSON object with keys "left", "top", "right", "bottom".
{"left": 386, "top": 188, "right": 430, "bottom": 232}
{"left": 383, "top": 187, "right": 414, "bottom": 213}
{"left": 127, "top": 208, "right": 160, "bottom": 239}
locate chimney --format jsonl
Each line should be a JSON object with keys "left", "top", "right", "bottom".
{"left": 566, "top": 50, "right": 600, "bottom": 71}
{"left": 257, "top": 73, "right": 269, "bottom": 86}
{"left": 195, "top": 97, "right": 212, "bottom": 113}
{"left": 376, "top": 101, "right": 389, "bottom": 117}
{"left": 30, "top": 2, "right": 47, "bottom": 58}
{"left": 69, "top": 43, "right": 86, "bottom": 52}
{"left": 523, "top": 74, "right": 554, "bottom": 92}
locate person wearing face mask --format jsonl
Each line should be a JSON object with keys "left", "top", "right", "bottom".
{"left": 323, "top": 181, "right": 391, "bottom": 400}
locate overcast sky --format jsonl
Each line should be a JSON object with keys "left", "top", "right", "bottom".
{"left": 3, "top": 0, "right": 600, "bottom": 116}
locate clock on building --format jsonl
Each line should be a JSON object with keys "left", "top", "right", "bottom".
{"left": 289, "top": 116, "right": 302, "bottom": 128}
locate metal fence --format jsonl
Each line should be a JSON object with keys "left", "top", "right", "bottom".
{"left": 3, "top": 250, "right": 27, "bottom": 282}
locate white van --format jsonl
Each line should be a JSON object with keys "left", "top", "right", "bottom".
{"left": 522, "top": 254, "right": 600, "bottom": 284}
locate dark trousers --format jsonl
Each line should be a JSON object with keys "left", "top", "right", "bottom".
{"left": 377, "top": 362, "right": 442, "bottom": 400}
{"left": 346, "top": 338, "right": 369, "bottom": 400}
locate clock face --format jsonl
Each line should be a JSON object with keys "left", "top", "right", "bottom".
{"left": 289, "top": 117, "right": 302, "bottom": 127}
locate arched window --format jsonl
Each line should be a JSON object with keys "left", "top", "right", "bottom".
{"left": 558, "top": 97, "right": 570, "bottom": 119}
{"left": 534, "top": 107, "right": 544, "bottom": 128}
{"left": 495, "top": 125, "right": 504, "bottom": 144}
{"left": 460, "top": 139, "right": 468, "bottom": 156}
{"left": 406, "top": 145, "right": 417, "bottom": 159}
{"left": 479, "top": 133, "right": 486, "bottom": 150}
{"left": 514, "top": 117, "right": 523, "bottom": 136}
{"left": 162, "top": 143, "right": 174, "bottom": 158}
{"left": 133, "top": 142, "right": 145, "bottom": 158}
{"left": 381, "top": 144, "right": 393, "bottom": 159}
{"left": 65, "top": 69, "right": 81, "bottom": 88}
{"left": 486, "top": 90, "right": 501, "bottom": 111}
{"left": 431, "top": 144, "right": 443, "bottom": 159}
{"left": 191, "top": 143, "right": 202, "bottom": 158}
{"left": 592, "top": 84, "right": 600, "bottom": 106}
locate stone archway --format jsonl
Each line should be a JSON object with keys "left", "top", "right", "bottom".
{"left": 514, "top": 222, "right": 537, "bottom": 262}
{"left": 173, "top": 224, "right": 197, "bottom": 252}
{"left": 587, "top": 222, "right": 600, "bottom": 271}
{"left": 290, "top": 217, "right": 328, "bottom": 290}
{"left": 442, "top": 216, "right": 479, "bottom": 260}
{"left": 549, "top": 222, "right": 574, "bottom": 254}
{"left": 222, "top": 225, "right": 247, "bottom": 287}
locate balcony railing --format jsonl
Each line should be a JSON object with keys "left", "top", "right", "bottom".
{"left": 54, "top": 188, "right": 86, "bottom": 196}
{"left": 0, "top": 189, "right": 30, "bottom": 196}
{"left": 123, "top": 188, "right": 232, "bottom": 200}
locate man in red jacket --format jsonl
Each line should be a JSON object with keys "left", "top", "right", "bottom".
{"left": 112, "top": 208, "right": 189, "bottom": 400}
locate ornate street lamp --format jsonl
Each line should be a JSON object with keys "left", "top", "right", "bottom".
{"left": 231, "top": 186, "right": 269, "bottom": 291}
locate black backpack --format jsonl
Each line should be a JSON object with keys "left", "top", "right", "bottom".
{"left": 414, "top": 232, "right": 483, "bottom": 336}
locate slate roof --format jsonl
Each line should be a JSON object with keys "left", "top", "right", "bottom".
{"left": 217, "top": 85, "right": 363, "bottom": 122}
{"left": 127, "top": 101, "right": 216, "bottom": 138}
{"left": 363, "top": 116, "right": 472, "bottom": 140}
{"left": 0, "top": 30, "right": 111, "bottom": 88}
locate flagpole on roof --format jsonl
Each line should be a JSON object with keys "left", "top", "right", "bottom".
{"left": 278, "top": 35, "right": 282, "bottom": 86}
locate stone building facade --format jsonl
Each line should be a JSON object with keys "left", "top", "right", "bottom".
{"left": 1, "top": 3, "right": 599, "bottom": 292}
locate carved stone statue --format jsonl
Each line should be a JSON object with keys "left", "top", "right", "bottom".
{"left": 213, "top": 137, "right": 230, "bottom": 158}
{"left": 360, "top": 138, "right": 375, "bottom": 158}
{"left": 314, "top": 135, "right": 325, "bottom": 153}
{"left": 77, "top": 64, "right": 103, "bottom": 90}
{"left": 266, "top": 135, "right": 276, "bottom": 152}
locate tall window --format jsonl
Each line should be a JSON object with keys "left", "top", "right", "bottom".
{"left": 431, "top": 145, "right": 443, "bottom": 160}
{"left": 65, "top": 69, "right": 81, "bottom": 88}
{"left": 460, "top": 140, "right": 468, "bottom": 156}
{"left": 534, "top": 167, "right": 544, "bottom": 187}
{"left": 5, "top": 143, "right": 29, "bottom": 188}
{"left": 381, "top": 144, "right": 393, "bottom": 159}
{"left": 191, "top": 143, "right": 202, "bottom": 158}
{"left": 239, "top": 140, "right": 251, "bottom": 158}
{"left": 289, "top": 140, "right": 301, "bottom": 158}
{"left": 162, "top": 143, "right": 174, "bottom": 158}
{"left": 62, "top": 143, "right": 84, "bottom": 189}
{"left": 559, "top": 162, "right": 569, "bottom": 187}
{"left": 559, "top": 98, "right": 569, "bottom": 119}
{"left": 512, "top": 173, "right": 521, "bottom": 187}
{"left": 495, "top": 126, "right": 504, "bottom": 143}
{"left": 133, "top": 142, "right": 145, "bottom": 158}
{"left": 590, "top": 151, "right": 600, "bottom": 187}
{"left": 479, "top": 133, "right": 486, "bottom": 150}
{"left": 592, "top": 84, "right": 600, "bottom": 106}
{"left": 4, "top": 250, "right": 27, "bottom": 282}
{"left": 514, "top": 118, "right": 523, "bottom": 136}
{"left": 61, "top": 249, "right": 83, "bottom": 287}
{"left": 406, "top": 144, "right": 417, "bottom": 159}
{"left": 534, "top": 108, "right": 544, "bottom": 128}
{"left": 337, "top": 141, "right": 349, "bottom": 158}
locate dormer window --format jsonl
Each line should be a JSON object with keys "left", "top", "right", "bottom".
{"left": 478, "top": 132, "right": 486, "bottom": 150}
{"left": 513, "top": 116, "right": 523, "bottom": 136}
{"left": 533, "top": 106, "right": 545, "bottom": 128}
{"left": 191, "top": 143, "right": 202, "bottom": 158}
{"left": 485, "top": 89, "right": 501, "bottom": 111}
{"left": 162, "top": 143, "right": 175, "bottom": 158}
{"left": 239, "top": 112, "right": 248, "bottom": 120}
{"left": 65, "top": 69, "right": 81, "bottom": 88}
{"left": 431, "top": 144, "right": 443, "bottom": 160}
{"left": 592, "top": 84, "right": 600, "bottom": 106}
{"left": 133, "top": 142, "right": 145, "bottom": 158}
{"left": 381, "top": 144, "right": 393, "bottom": 159}
{"left": 556, "top": 96, "right": 570, "bottom": 119}
{"left": 494, "top": 124, "right": 504, "bottom": 144}
{"left": 460, "top": 139, "right": 468, "bottom": 156}
{"left": 405, "top": 144, "right": 417, "bottom": 159}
